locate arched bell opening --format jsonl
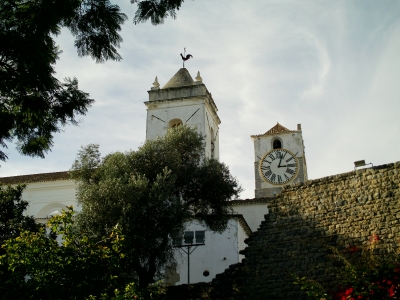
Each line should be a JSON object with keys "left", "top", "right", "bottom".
{"left": 168, "top": 118, "right": 183, "bottom": 128}
{"left": 272, "top": 138, "right": 282, "bottom": 149}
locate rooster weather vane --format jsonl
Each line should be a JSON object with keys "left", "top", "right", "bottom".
{"left": 180, "top": 47, "right": 193, "bottom": 68}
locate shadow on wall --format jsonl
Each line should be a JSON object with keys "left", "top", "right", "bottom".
{"left": 167, "top": 162, "right": 400, "bottom": 300}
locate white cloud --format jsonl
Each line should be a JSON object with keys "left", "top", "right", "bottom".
{"left": 1, "top": 0, "right": 400, "bottom": 200}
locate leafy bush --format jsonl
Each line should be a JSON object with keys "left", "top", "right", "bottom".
{"left": 0, "top": 207, "right": 165, "bottom": 299}
{"left": 294, "top": 234, "right": 400, "bottom": 299}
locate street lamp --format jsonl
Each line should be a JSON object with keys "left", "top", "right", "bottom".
{"left": 173, "top": 230, "right": 205, "bottom": 284}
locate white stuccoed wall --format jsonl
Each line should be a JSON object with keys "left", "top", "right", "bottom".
{"left": 204, "top": 103, "right": 220, "bottom": 160}
{"left": 145, "top": 97, "right": 220, "bottom": 160}
{"left": 20, "top": 180, "right": 77, "bottom": 220}
{"left": 232, "top": 202, "right": 269, "bottom": 232}
{"left": 253, "top": 131, "right": 305, "bottom": 159}
{"left": 145, "top": 99, "right": 204, "bottom": 140}
{"left": 173, "top": 219, "right": 248, "bottom": 285}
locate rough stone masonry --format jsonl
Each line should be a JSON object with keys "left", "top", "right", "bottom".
{"left": 167, "top": 161, "right": 400, "bottom": 299}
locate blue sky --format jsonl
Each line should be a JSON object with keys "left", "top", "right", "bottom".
{"left": 2, "top": 0, "right": 400, "bottom": 199}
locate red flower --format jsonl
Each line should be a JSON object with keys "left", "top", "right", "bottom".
{"left": 345, "top": 287, "right": 354, "bottom": 295}
{"left": 388, "top": 285, "right": 396, "bottom": 297}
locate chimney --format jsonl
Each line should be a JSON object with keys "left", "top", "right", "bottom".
{"left": 297, "top": 124, "right": 301, "bottom": 130}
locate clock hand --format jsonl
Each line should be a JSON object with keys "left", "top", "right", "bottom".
{"left": 278, "top": 151, "right": 287, "bottom": 167}
{"left": 278, "top": 156, "right": 283, "bottom": 168}
{"left": 278, "top": 155, "right": 285, "bottom": 167}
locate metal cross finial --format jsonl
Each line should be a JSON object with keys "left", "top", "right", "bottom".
{"left": 183, "top": 47, "right": 186, "bottom": 68}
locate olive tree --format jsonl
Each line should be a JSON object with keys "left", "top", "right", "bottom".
{"left": 71, "top": 126, "right": 241, "bottom": 287}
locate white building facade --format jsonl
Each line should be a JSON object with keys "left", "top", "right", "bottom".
{"left": 168, "top": 217, "right": 251, "bottom": 285}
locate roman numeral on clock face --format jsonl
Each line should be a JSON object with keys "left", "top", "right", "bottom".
{"left": 261, "top": 166, "right": 271, "bottom": 171}
{"left": 268, "top": 153, "right": 275, "bottom": 160}
{"left": 263, "top": 158, "right": 272, "bottom": 164}
{"left": 277, "top": 175, "right": 282, "bottom": 183}
{"left": 270, "top": 174, "right": 276, "bottom": 182}
{"left": 286, "top": 168, "right": 294, "bottom": 175}
{"left": 281, "top": 152, "right": 286, "bottom": 160}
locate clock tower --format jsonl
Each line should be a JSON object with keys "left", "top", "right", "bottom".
{"left": 145, "top": 68, "right": 220, "bottom": 160}
{"left": 251, "top": 123, "right": 308, "bottom": 198}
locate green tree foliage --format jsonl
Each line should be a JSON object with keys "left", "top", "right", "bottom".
{"left": 132, "top": 0, "right": 185, "bottom": 25}
{"left": 0, "top": 0, "right": 189, "bottom": 163}
{"left": 1, "top": 207, "right": 150, "bottom": 299}
{"left": 71, "top": 126, "right": 242, "bottom": 287}
{"left": 0, "top": 184, "right": 42, "bottom": 244}
{"left": 0, "top": 184, "right": 41, "bottom": 298}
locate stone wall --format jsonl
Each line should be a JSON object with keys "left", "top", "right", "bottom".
{"left": 167, "top": 161, "right": 400, "bottom": 299}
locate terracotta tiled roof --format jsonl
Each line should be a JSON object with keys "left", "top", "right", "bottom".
{"left": 0, "top": 171, "right": 70, "bottom": 185}
{"left": 265, "top": 123, "right": 291, "bottom": 134}
{"left": 251, "top": 122, "right": 294, "bottom": 137}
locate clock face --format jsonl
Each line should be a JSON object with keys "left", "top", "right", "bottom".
{"left": 259, "top": 149, "right": 299, "bottom": 185}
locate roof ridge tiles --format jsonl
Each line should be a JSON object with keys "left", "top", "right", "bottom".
{"left": 251, "top": 122, "right": 295, "bottom": 137}
{"left": 0, "top": 171, "right": 70, "bottom": 184}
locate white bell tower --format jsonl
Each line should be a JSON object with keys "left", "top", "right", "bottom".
{"left": 145, "top": 68, "right": 221, "bottom": 160}
{"left": 251, "top": 123, "right": 308, "bottom": 198}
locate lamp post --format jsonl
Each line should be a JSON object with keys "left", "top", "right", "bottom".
{"left": 174, "top": 231, "right": 205, "bottom": 284}
{"left": 176, "top": 244, "right": 203, "bottom": 284}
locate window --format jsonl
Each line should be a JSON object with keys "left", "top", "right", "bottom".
{"left": 173, "top": 230, "right": 205, "bottom": 245}
{"left": 273, "top": 139, "right": 282, "bottom": 149}
{"left": 184, "top": 231, "right": 194, "bottom": 244}
{"left": 195, "top": 231, "right": 205, "bottom": 244}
